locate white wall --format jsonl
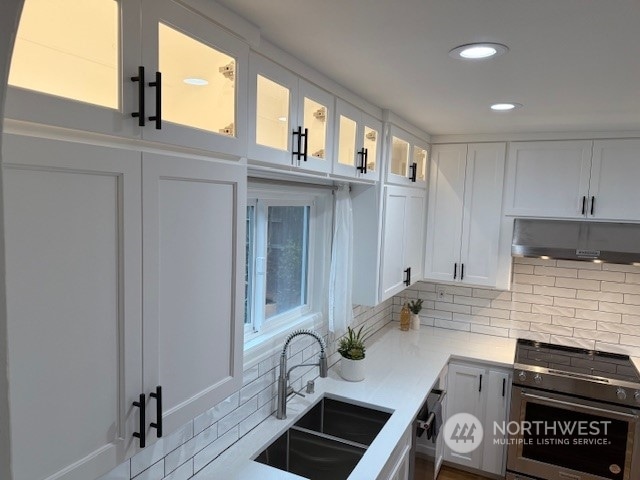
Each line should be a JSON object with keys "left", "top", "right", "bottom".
{"left": 396, "top": 258, "right": 640, "bottom": 356}
{"left": 0, "top": 2, "right": 24, "bottom": 479}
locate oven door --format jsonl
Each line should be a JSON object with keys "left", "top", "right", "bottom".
{"left": 507, "top": 386, "right": 640, "bottom": 480}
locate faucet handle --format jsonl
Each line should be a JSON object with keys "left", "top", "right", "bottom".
{"left": 286, "top": 385, "right": 306, "bottom": 399}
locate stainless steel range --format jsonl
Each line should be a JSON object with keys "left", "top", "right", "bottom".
{"left": 506, "top": 339, "right": 640, "bottom": 480}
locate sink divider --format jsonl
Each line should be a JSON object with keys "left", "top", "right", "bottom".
{"left": 290, "top": 425, "right": 370, "bottom": 451}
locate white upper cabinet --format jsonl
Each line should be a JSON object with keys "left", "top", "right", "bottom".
{"left": 380, "top": 186, "right": 426, "bottom": 301}
{"left": 425, "top": 143, "right": 506, "bottom": 287}
{"left": 6, "top": 0, "right": 249, "bottom": 156}
{"left": 385, "top": 124, "right": 429, "bottom": 187}
{"left": 504, "top": 141, "right": 592, "bottom": 218}
{"left": 139, "top": 0, "right": 248, "bottom": 155}
{"left": 248, "top": 52, "right": 333, "bottom": 173}
{"left": 3, "top": 134, "right": 143, "bottom": 480}
{"left": 333, "top": 99, "right": 382, "bottom": 181}
{"left": 505, "top": 139, "right": 640, "bottom": 221}
{"left": 589, "top": 139, "right": 640, "bottom": 221}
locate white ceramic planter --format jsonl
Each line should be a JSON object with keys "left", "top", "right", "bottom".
{"left": 410, "top": 313, "right": 421, "bottom": 330}
{"left": 340, "top": 357, "right": 366, "bottom": 382}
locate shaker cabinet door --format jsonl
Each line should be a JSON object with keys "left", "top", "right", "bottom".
{"left": 142, "top": 154, "right": 246, "bottom": 437}
{"left": 3, "top": 134, "right": 143, "bottom": 480}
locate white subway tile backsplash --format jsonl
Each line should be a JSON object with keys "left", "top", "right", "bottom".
{"left": 534, "top": 266, "right": 578, "bottom": 278}
{"left": 556, "top": 260, "right": 601, "bottom": 270}
{"left": 472, "top": 306, "right": 511, "bottom": 319}
{"left": 620, "top": 334, "right": 640, "bottom": 347}
{"left": 491, "top": 299, "right": 532, "bottom": 312}
{"left": 434, "top": 301, "right": 471, "bottom": 314}
{"left": 548, "top": 335, "right": 595, "bottom": 350}
{"left": 532, "top": 285, "right": 577, "bottom": 298}
{"left": 623, "top": 294, "right": 640, "bottom": 305}
{"left": 576, "top": 290, "right": 623, "bottom": 303}
{"left": 596, "top": 322, "right": 640, "bottom": 335}
{"left": 163, "top": 460, "right": 193, "bottom": 480}
{"left": 512, "top": 293, "right": 553, "bottom": 305}
{"left": 218, "top": 395, "right": 258, "bottom": 435}
{"left": 509, "top": 311, "right": 552, "bottom": 324}
{"left": 531, "top": 305, "right": 575, "bottom": 317}
{"left": 424, "top": 309, "right": 453, "bottom": 320}
{"left": 626, "top": 273, "right": 640, "bottom": 284}
{"left": 573, "top": 328, "right": 619, "bottom": 344}
{"left": 453, "top": 295, "right": 492, "bottom": 307}
{"left": 513, "top": 264, "right": 534, "bottom": 274}
{"left": 193, "top": 426, "right": 239, "bottom": 473}
{"left": 193, "top": 392, "right": 239, "bottom": 435}
{"left": 518, "top": 257, "right": 557, "bottom": 266}
{"left": 622, "top": 315, "right": 640, "bottom": 325}
{"left": 442, "top": 285, "right": 473, "bottom": 296}
{"left": 490, "top": 318, "right": 531, "bottom": 331}
{"left": 599, "top": 302, "right": 640, "bottom": 315}
{"left": 552, "top": 316, "right": 596, "bottom": 330}
{"left": 509, "top": 329, "right": 550, "bottom": 342}
{"left": 595, "top": 342, "right": 640, "bottom": 357}
{"left": 239, "top": 403, "right": 273, "bottom": 437}
{"left": 530, "top": 323, "right": 574, "bottom": 336}
{"left": 131, "top": 422, "right": 194, "bottom": 477}
{"left": 601, "top": 281, "right": 640, "bottom": 294}
{"left": 434, "top": 318, "right": 471, "bottom": 332}
{"left": 472, "top": 289, "right": 513, "bottom": 300}
{"left": 555, "top": 277, "right": 600, "bottom": 291}
{"left": 574, "top": 309, "right": 621, "bottom": 323}
{"left": 511, "top": 284, "right": 533, "bottom": 294}
{"left": 603, "top": 263, "right": 640, "bottom": 273}
{"left": 452, "top": 313, "right": 491, "bottom": 325}
{"left": 470, "top": 324, "right": 509, "bottom": 337}
{"left": 240, "top": 371, "right": 274, "bottom": 404}
{"left": 513, "top": 273, "right": 555, "bottom": 286}
{"left": 553, "top": 297, "right": 599, "bottom": 310}
{"left": 578, "top": 269, "right": 626, "bottom": 282}
{"left": 132, "top": 461, "right": 164, "bottom": 480}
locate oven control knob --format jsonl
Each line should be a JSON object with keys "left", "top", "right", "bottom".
{"left": 616, "top": 388, "right": 627, "bottom": 401}
{"left": 518, "top": 371, "right": 527, "bottom": 382}
{"left": 534, "top": 374, "right": 542, "bottom": 384}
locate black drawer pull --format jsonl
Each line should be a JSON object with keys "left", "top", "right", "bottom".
{"left": 131, "top": 66, "right": 145, "bottom": 127}
{"left": 150, "top": 385, "right": 163, "bottom": 437}
{"left": 133, "top": 393, "right": 146, "bottom": 448}
{"left": 590, "top": 196, "right": 595, "bottom": 215}
{"left": 148, "top": 71, "right": 162, "bottom": 129}
{"left": 356, "top": 148, "right": 367, "bottom": 173}
{"left": 409, "top": 162, "right": 417, "bottom": 182}
{"left": 461, "top": 263, "right": 465, "bottom": 280}
{"left": 363, "top": 148, "right": 368, "bottom": 174}
{"left": 292, "top": 127, "right": 308, "bottom": 164}
{"left": 453, "top": 263, "right": 457, "bottom": 280}
{"left": 581, "top": 195, "right": 586, "bottom": 215}
{"left": 479, "top": 374, "right": 483, "bottom": 393}
{"left": 502, "top": 378, "right": 506, "bottom": 397}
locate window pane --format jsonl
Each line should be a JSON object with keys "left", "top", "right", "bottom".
{"left": 245, "top": 205, "right": 255, "bottom": 325}
{"left": 391, "top": 136, "right": 410, "bottom": 176}
{"left": 256, "top": 75, "right": 289, "bottom": 150}
{"left": 265, "top": 206, "right": 309, "bottom": 320}
{"left": 159, "top": 23, "right": 236, "bottom": 136}
{"left": 9, "top": 0, "right": 119, "bottom": 108}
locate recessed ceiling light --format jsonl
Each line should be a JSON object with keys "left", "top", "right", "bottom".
{"left": 490, "top": 102, "right": 523, "bottom": 111}
{"left": 278, "top": 116, "right": 288, "bottom": 122}
{"left": 183, "top": 78, "right": 209, "bottom": 86}
{"left": 449, "top": 43, "right": 508, "bottom": 60}
{"left": 540, "top": 256, "right": 550, "bottom": 260}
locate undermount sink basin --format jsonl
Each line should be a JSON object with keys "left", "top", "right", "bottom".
{"left": 254, "top": 396, "right": 392, "bottom": 480}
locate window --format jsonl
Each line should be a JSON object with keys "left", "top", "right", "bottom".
{"left": 244, "top": 184, "right": 331, "bottom": 347}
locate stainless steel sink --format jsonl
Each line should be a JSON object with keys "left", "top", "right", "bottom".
{"left": 294, "top": 396, "right": 392, "bottom": 446}
{"left": 254, "top": 396, "right": 392, "bottom": 480}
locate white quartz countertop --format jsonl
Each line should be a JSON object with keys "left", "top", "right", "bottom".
{"left": 194, "top": 324, "right": 517, "bottom": 480}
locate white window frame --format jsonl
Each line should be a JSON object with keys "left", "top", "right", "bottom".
{"left": 244, "top": 183, "right": 332, "bottom": 363}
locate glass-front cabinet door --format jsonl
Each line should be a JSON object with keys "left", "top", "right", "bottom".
{"left": 333, "top": 99, "right": 381, "bottom": 181}
{"left": 141, "top": 0, "right": 248, "bottom": 156}
{"left": 249, "top": 53, "right": 332, "bottom": 174}
{"left": 6, "top": 0, "right": 249, "bottom": 157}
{"left": 6, "top": 0, "right": 140, "bottom": 137}
{"left": 386, "top": 124, "right": 429, "bottom": 187}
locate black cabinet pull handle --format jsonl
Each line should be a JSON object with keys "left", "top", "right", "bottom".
{"left": 581, "top": 195, "right": 586, "bottom": 215}
{"left": 363, "top": 148, "right": 368, "bottom": 174}
{"left": 502, "top": 378, "right": 506, "bottom": 397}
{"left": 461, "top": 263, "right": 465, "bottom": 280}
{"left": 148, "top": 71, "right": 162, "bottom": 129}
{"left": 131, "top": 66, "right": 145, "bottom": 127}
{"left": 409, "top": 162, "right": 417, "bottom": 182}
{"left": 150, "top": 385, "right": 163, "bottom": 438}
{"left": 479, "top": 374, "right": 483, "bottom": 393}
{"left": 453, "top": 263, "right": 457, "bottom": 279}
{"left": 590, "top": 196, "right": 595, "bottom": 215}
{"left": 292, "top": 127, "right": 307, "bottom": 164}
{"left": 404, "top": 267, "right": 411, "bottom": 286}
{"left": 133, "top": 393, "right": 146, "bottom": 448}
{"left": 356, "top": 148, "right": 366, "bottom": 173}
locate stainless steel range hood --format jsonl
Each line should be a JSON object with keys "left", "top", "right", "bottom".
{"left": 512, "top": 219, "right": 640, "bottom": 265}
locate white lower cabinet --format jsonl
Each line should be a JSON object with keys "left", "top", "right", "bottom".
{"left": 378, "top": 425, "right": 412, "bottom": 480}
{"left": 444, "top": 362, "right": 511, "bottom": 476}
{"left": 380, "top": 186, "right": 426, "bottom": 301}
{"left": 2, "top": 134, "right": 245, "bottom": 480}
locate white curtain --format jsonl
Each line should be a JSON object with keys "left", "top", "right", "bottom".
{"left": 328, "top": 184, "right": 353, "bottom": 335}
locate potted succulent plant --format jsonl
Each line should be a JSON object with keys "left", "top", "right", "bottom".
{"left": 338, "top": 325, "right": 372, "bottom": 382}
{"left": 408, "top": 299, "right": 423, "bottom": 330}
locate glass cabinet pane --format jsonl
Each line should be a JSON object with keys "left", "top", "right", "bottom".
{"left": 391, "top": 137, "right": 410, "bottom": 176}
{"left": 363, "top": 126, "right": 378, "bottom": 172}
{"left": 414, "top": 147, "right": 428, "bottom": 181}
{"left": 303, "top": 98, "right": 327, "bottom": 159}
{"left": 159, "top": 23, "right": 236, "bottom": 136}
{"left": 256, "top": 75, "right": 290, "bottom": 150}
{"left": 9, "top": 0, "right": 119, "bottom": 109}
{"left": 338, "top": 115, "right": 357, "bottom": 166}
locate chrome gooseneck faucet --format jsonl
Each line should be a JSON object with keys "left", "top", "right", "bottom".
{"left": 276, "top": 329, "right": 328, "bottom": 419}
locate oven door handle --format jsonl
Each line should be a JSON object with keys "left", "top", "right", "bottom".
{"left": 521, "top": 391, "right": 639, "bottom": 421}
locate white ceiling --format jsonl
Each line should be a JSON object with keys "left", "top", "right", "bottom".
{"left": 214, "top": 0, "right": 640, "bottom": 136}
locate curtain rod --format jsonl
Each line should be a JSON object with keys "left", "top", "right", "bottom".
{"left": 248, "top": 176, "right": 350, "bottom": 191}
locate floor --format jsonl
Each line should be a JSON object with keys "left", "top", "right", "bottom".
{"left": 414, "top": 457, "right": 493, "bottom": 480}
